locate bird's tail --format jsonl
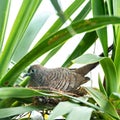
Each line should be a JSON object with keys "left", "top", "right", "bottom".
{"left": 71, "top": 44, "right": 113, "bottom": 76}
{"left": 75, "top": 62, "right": 98, "bottom": 75}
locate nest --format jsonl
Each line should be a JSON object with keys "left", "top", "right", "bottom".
{"left": 28, "top": 86, "right": 88, "bottom": 107}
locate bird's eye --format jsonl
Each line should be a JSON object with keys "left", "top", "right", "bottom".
{"left": 30, "top": 69, "right": 36, "bottom": 73}
{"left": 32, "top": 69, "right": 34, "bottom": 72}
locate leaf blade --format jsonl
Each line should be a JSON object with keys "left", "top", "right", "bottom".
{"left": 48, "top": 101, "right": 80, "bottom": 120}
{"left": 0, "top": 0, "right": 41, "bottom": 78}
{"left": 0, "top": 106, "right": 38, "bottom": 118}
{"left": 100, "top": 58, "right": 118, "bottom": 96}
{"left": 0, "top": 0, "right": 11, "bottom": 52}
{"left": 92, "top": 0, "right": 108, "bottom": 56}
{"left": 86, "top": 88, "right": 120, "bottom": 119}
{"left": 67, "top": 107, "right": 93, "bottom": 120}
{"left": 73, "top": 54, "right": 103, "bottom": 64}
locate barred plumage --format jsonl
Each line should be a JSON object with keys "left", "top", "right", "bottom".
{"left": 25, "top": 64, "right": 92, "bottom": 93}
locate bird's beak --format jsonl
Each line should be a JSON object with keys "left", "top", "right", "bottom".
{"left": 23, "top": 73, "right": 31, "bottom": 78}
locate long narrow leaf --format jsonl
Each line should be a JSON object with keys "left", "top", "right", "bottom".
{"left": 100, "top": 58, "right": 118, "bottom": 96}
{"left": 86, "top": 88, "right": 120, "bottom": 119}
{"left": 67, "top": 107, "right": 93, "bottom": 120}
{"left": 113, "top": 0, "right": 120, "bottom": 16}
{"left": 52, "top": 91, "right": 100, "bottom": 110}
{"left": 12, "top": 4, "right": 49, "bottom": 62}
{"left": 106, "top": 0, "right": 113, "bottom": 15}
{"left": 48, "top": 101, "right": 94, "bottom": 120}
{"left": 0, "top": 87, "right": 50, "bottom": 98}
{"left": 0, "top": 0, "right": 41, "bottom": 78}
{"left": 91, "top": 0, "right": 108, "bottom": 56}
{"left": 48, "top": 101, "right": 80, "bottom": 120}
{"left": 0, "top": 0, "right": 11, "bottom": 52}
{"left": 0, "top": 98, "right": 16, "bottom": 108}
{"left": 0, "top": 106, "right": 38, "bottom": 118}
{"left": 73, "top": 1, "right": 91, "bottom": 22}
{"left": 110, "top": 92, "right": 120, "bottom": 103}
{"left": 50, "top": 0, "right": 66, "bottom": 23}
{"left": 98, "top": 74, "right": 107, "bottom": 96}
{"left": 72, "top": 54, "right": 103, "bottom": 65}
{"left": 113, "top": 1, "right": 120, "bottom": 84}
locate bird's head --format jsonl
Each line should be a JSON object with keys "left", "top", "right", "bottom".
{"left": 24, "top": 65, "right": 45, "bottom": 86}
{"left": 23, "top": 65, "right": 45, "bottom": 83}
{"left": 24, "top": 64, "right": 45, "bottom": 76}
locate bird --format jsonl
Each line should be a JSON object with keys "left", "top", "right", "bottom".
{"left": 24, "top": 45, "right": 113, "bottom": 95}
{"left": 24, "top": 64, "right": 90, "bottom": 92}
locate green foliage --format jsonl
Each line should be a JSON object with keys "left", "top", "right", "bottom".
{"left": 0, "top": 106, "right": 38, "bottom": 119}
{"left": 0, "top": 0, "right": 120, "bottom": 119}
{"left": 48, "top": 102, "right": 94, "bottom": 120}
{"left": 91, "top": 0, "right": 108, "bottom": 56}
{"left": 86, "top": 88, "right": 119, "bottom": 119}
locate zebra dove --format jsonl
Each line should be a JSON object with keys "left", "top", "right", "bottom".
{"left": 24, "top": 45, "right": 113, "bottom": 94}
{"left": 25, "top": 65, "right": 90, "bottom": 92}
